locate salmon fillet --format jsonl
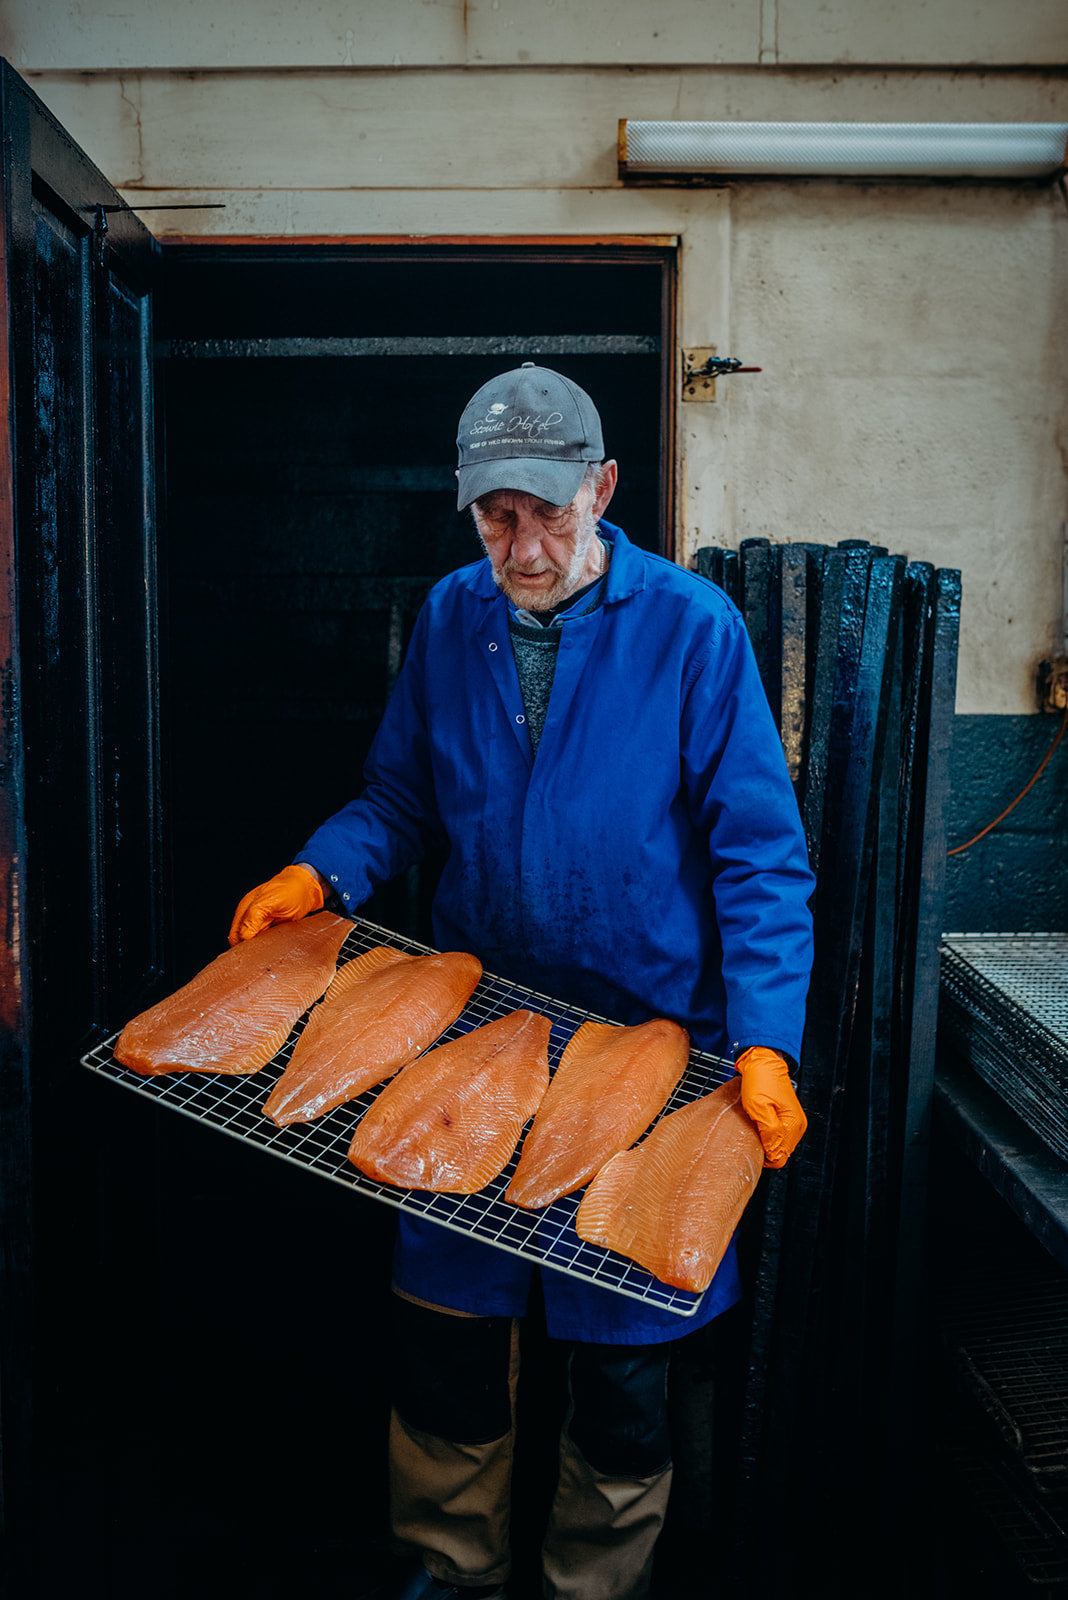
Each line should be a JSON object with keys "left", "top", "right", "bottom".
{"left": 504, "top": 1017, "right": 690, "bottom": 1210}
{"left": 575, "top": 1076, "right": 764, "bottom": 1292}
{"left": 261, "top": 946, "right": 482, "bottom": 1126}
{"left": 347, "top": 1009, "right": 551, "bottom": 1192}
{"left": 114, "top": 912, "right": 353, "bottom": 1076}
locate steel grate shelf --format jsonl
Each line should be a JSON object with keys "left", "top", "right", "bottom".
{"left": 939, "top": 1264, "right": 1068, "bottom": 1496}
{"left": 81, "top": 915, "right": 736, "bottom": 1318}
{"left": 939, "top": 1413, "right": 1068, "bottom": 1592}
{"left": 940, "top": 935, "right": 1068, "bottom": 1164}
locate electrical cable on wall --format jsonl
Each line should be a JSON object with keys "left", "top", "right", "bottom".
{"left": 947, "top": 702, "right": 1068, "bottom": 856}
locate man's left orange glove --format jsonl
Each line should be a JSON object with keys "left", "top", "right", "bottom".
{"left": 734, "top": 1047, "right": 807, "bottom": 1169}
{"left": 228, "top": 864, "right": 325, "bottom": 946}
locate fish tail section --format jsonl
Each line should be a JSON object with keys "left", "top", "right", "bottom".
{"left": 322, "top": 945, "right": 412, "bottom": 1003}
{"left": 576, "top": 1080, "right": 764, "bottom": 1292}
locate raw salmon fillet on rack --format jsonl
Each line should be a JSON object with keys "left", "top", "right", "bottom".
{"left": 347, "top": 1009, "right": 552, "bottom": 1192}
{"left": 114, "top": 912, "right": 353, "bottom": 1076}
{"left": 261, "top": 946, "right": 482, "bottom": 1126}
{"left": 504, "top": 1016, "right": 689, "bottom": 1209}
{"left": 575, "top": 1075, "right": 765, "bottom": 1292}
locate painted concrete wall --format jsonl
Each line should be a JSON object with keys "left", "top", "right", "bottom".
{"left": 4, "top": 0, "right": 1066, "bottom": 68}
{"left": 5, "top": 1, "right": 1067, "bottom": 723}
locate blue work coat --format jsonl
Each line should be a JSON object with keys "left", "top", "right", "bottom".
{"left": 300, "top": 522, "right": 815, "bottom": 1343}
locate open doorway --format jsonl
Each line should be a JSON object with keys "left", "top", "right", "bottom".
{"left": 158, "top": 243, "right": 676, "bottom": 977}
{"left": 4, "top": 74, "right": 690, "bottom": 1599}
{"left": 130, "top": 242, "right": 679, "bottom": 1600}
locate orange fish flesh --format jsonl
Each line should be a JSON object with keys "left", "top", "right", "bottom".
{"left": 347, "top": 1008, "right": 552, "bottom": 1192}
{"left": 575, "top": 1076, "right": 764, "bottom": 1292}
{"left": 114, "top": 912, "right": 353, "bottom": 1076}
{"left": 504, "top": 1016, "right": 689, "bottom": 1210}
{"left": 261, "top": 946, "right": 482, "bottom": 1126}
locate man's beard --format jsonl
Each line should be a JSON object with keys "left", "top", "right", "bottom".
{"left": 488, "top": 505, "right": 600, "bottom": 612}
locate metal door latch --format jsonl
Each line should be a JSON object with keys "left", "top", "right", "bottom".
{"left": 682, "top": 349, "right": 763, "bottom": 401}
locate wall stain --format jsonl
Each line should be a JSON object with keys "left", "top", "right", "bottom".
{"left": 117, "top": 73, "right": 145, "bottom": 187}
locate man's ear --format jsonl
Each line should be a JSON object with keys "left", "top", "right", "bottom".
{"left": 594, "top": 460, "right": 619, "bottom": 517}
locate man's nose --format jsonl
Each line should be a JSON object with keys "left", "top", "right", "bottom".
{"left": 510, "top": 514, "right": 546, "bottom": 563}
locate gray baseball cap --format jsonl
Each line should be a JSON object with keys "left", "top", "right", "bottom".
{"left": 456, "top": 363, "right": 605, "bottom": 511}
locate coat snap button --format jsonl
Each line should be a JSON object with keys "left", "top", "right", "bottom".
{"left": 488, "top": 642, "right": 498, "bottom": 652}
{"left": 516, "top": 714, "right": 525, "bottom": 724}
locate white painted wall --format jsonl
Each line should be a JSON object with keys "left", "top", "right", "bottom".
{"left": 3, "top": 0, "right": 1065, "bottom": 68}
{"left": 728, "top": 180, "right": 1068, "bottom": 716}
{"left": 4, "top": 0, "right": 1067, "bottom": 713}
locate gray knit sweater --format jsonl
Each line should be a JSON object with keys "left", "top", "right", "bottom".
{"left": 507, "top": 568, "right": 608, "bottom": 754}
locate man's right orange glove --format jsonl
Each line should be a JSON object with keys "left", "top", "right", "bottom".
{"left": 734, "top": 1046, "right": 808, "bottom": 1169}
{"left": 228, "top": 864, "right": 325, "bottom": 946}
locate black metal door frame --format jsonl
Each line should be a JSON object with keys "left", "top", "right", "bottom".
{"left": 0, "top": 59, "right": 161, "bottom": 1593}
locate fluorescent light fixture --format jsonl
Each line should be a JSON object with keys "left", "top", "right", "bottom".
{"left": 618, "top": 121, "right": 1068, "bottom": 179}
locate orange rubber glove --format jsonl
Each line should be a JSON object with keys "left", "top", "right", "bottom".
{"left": 734, "top": 1046, "right": 808, "bottom": 1169}
{"left": 228, "top": 864, "right": 325, "bottom": 946}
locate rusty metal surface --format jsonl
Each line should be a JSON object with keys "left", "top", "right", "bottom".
{"left": 166, "top": 333, "right": 661, "bottom": 359}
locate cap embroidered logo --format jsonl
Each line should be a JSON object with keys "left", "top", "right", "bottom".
{"left": 455, "top": 363, "right": 605, "bottom": 511}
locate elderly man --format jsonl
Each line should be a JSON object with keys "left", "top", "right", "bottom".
{"left": 229, "top": 365, "right": 815, "bottom": 1600}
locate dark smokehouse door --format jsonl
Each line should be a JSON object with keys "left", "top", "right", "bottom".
{"left": 0, "top": 61, "right": 163, "bottom": 1594}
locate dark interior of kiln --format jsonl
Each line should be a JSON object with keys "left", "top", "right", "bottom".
{"left": 159, "top": 249, "right": 667, "bottom": 980}
{"left": 67, "top": 248, "right": 683, "bottom": 1600}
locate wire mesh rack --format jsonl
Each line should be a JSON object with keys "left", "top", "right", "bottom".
{"left": 939, "top": 935, "right": 1068, "bottom": 1164}
{"left": 938, "top": 1408, "right": 1068, "bottom": 1593}
{"left": 939, "top": 1264, "right": 1068, "bottom": 1497}
{"left": 81, "top": 915, "right": 735, "bottom": 1318}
